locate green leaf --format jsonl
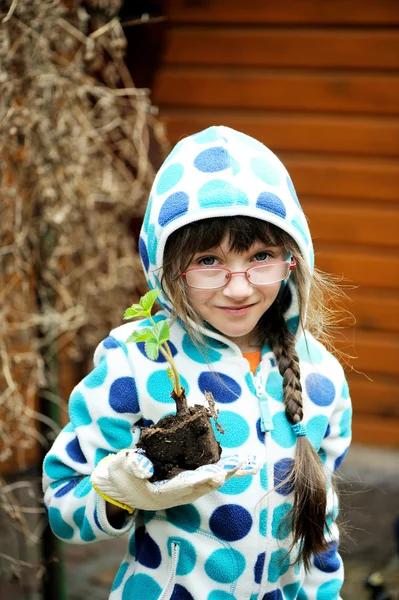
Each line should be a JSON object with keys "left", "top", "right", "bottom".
{"left": 124, "top": 305, "right": 145, "bottom": 320}
{"left": 139, "top": 289, "right": 159, "bottom": 312}
{"left": 144, "top": 339, "right": 159, "bottom": 360}
{"left": 157, "top": 320, "right": 170, "bottom": 345}
{"left": 126, "top": 328, "right": 154, "bottom": 344}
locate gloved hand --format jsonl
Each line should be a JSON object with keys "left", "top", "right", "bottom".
{"left": 91, "top": 449, "right": 259, "bottom": 514}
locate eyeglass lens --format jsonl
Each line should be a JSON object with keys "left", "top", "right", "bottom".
{"left": 185, "top": 262, "right": 290, "bottom": 289}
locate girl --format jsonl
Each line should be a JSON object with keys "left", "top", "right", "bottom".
{"left": 43, "top": 126, "right": 352, "bottom": 600}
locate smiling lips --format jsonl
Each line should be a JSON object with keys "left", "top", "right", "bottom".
{"left": 217, "top": 303, "right": 255, "bottom": 315}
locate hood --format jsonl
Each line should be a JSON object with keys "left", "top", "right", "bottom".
{"left": 139, "top": 125, "right": 314, "bottom": 337}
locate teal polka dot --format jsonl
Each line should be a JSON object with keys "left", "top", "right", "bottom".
{"left": 208, "top": 592, "right": 237, "bottom": 600}
{"left": 205, "top": 548, "right": 245, "bottom": 583}
{"left": 271, "top": 412, "right": 295, "bottom": 448}
{"left": 259, "top": 507, "right": 268, "bottom": 536}
{"left": 340, "top": 407, "right": 352, "bottom": 438}
{"left": 318, "top": 447, "right": 327, "bottom": 463}
{"left": 94, "top": 448, "right": 112, "bottom": 466}
{"left": 316, "top": 579, "right": 342, "bottom": 600}
{"left": 43, "top": 454, "right": 76, "bottom": 480}
{"left": 268, "top": 549, "right": 290, "bottom": 583}
{"left": 166, "top": 504, "right": 200, "bottom": 533}
{"left": 198, "top": 180, "right": 248, "bottom": 208}
{"left": 250, "top": 157, "right": 281, "bottom": 185}
{"left": 193, "top": 127, "right": 221, "bottom": 144}
{"left": 156, "top": 163, "right": 184, "bottom": 195}
{"left": 260, "top": 464, "right": 268, "bottom": 490}
{"left": 147, "top": 224, "right": 158, "bottom": 265}
{"left": 213, "top": 411, "right": 249, "bottom": 448}
{"left": 292, "top": 214, "right": 310, "bottom": 246}
{"left": 97, "top": 417, "right": 132, "bottom": 449}
{"left": 142, "top": 196, "right": 152, "bottom": 233}
{"left": 283, "top": 582, "right": 301, "bottom": 600}
{"left": 48, "top": 507, "right": 74, "bottom": 540}
{"left": 272, "top": 503, "right": 291, "bottom": 540}
{"left": 69, "top": 390, "right": 92, "bottom": 426}
{"left": 266, "top": 371, "right": 283, "bottom": 402}
{"left": 233, "top": 130, "right": 266, "bottom": 153}
{"left": 73, "top": 506, "right": 96, "bottom": 541}
{"left": 298, "top": 589, "right": 308, "bottom": 599}
{"left": 245, "top": 372, "right": 257, "bottom": 395}
{"left": 219, "top": 474, "right": 253, "bottom": 495}
{"left": 341, "top": 379, "right": 350, "bottom": 400}
{"left": 306, "top": 415, "right": 329, "bottom": 450}
{"left": 182, "top": 333, "right": 222, "bottom": 363}
{"left": 168, "top": 537, "right": 196, "bottom": 575}
{"left": 63, "top": 422, "right": 74, "bottom": 432}
{"left": 112, "top": 562, "right": 129, "bottom": 591}
{"left": 147, "top": 370, "right": 190, "bottom": 403}
{"left": 84, "top": 359, "right": 108, "bottom": 389}
{"left": 73, "top": 477, "right": 92, "bottom": 498}
{"left": 296, "top": 337, "right": 323, "bottom": 365}
{"left": 122, "top": 573, "right": 161, "bottom": 600}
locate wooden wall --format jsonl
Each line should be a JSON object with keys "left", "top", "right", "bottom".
{"left": 151, "top": 0, "right": 399, "bottom": 446}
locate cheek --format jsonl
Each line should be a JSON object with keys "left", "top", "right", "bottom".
{"left": 262, "top": 282, "right": 282, "bottom": 303}
{"left": 186, "top": 288, "right": 215, "bottom": 307}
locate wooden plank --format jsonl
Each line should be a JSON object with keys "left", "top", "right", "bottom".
{"left": 352, "top": 414, "right": 399, "bottom": 447}
{"left": 315, "top": 250, "right": 399, "bottom": 290}
{"left": 303, "top": 201, "right": 399, "bottom": 247}
{"left": 160, "top": 110, "right": 399, "bottom": 157}
{"left": 337, "top": 330, "right": 399, "bottom": 376}
{"left": 345, "top": 290, "right": 399, "bottom": 333}
{"left": 347, "top": 373, "right": 399, "bottom": 418}
{"left": 153, "top": 68, "right": 399, "bottom": 116}
{"left": 167, "top": 0, "right": 399, "bottom": 26}
{"left": 164, "top": 28, "right": 399, "bottom": 71}
{"left": 282, "top": 155, "right": 399, "bottom": 203}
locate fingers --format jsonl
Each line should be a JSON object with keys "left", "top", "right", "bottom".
{"left": 234, "top": 454, "right": 261, "bottom": 477}
{"left": 122, "top": 450, "right": 154, "bottom": 480}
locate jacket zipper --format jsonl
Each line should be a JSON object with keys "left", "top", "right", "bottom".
{"left": 158, "top": 542, "right": 179, "bottom": 600}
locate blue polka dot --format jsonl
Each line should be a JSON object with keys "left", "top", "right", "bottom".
{"left": 314, "top": 542, "right": 341, "bottom": 573}
{"left": 183, "top": 334, "right": 222, "bottom": 363}
{"left": 193, "top": 127, "right": 221, "bottom": 144}
{"left": 205, "top": 548, "right": 245, "bottom": 584}
{"left": 287, "top": 175, "right": 301, "bottom": 208}
{"left": 324, "top": 424, "right": 331, "bottom": 438}
{"left": 73, "top": 477, "right": 92, "bottom": 498}
{"left": 137, "top": 339, "right": 177, "bottom": 363}
{"left": 84, "top": 359, "right": 108, "bottom": 389}
{"left": 66, "top": 437, "right": 87, "bottom": 464}
{"left": 171, "top": 584, "right": 194, "bottom": 600}
{"left": 271, "top": 412, "right": 295, "bottom": 448}
{"left": 262, "top": 590, "right": 283, "bottom": 600}
{"left": 194, "top": 147, "right": 231, "bottom": 172}
{"left": 168, "top": 537, "right": 196, "bottom": 575}
{"left": 213, "top": 411, "right": 249, "bottom": 448}
{"left": 250, "top": 157, "right": 281, "bottom": 185}
{"left": 137, "top": 532, "right": 161, "bottom": 568}
{"left": 104, "top": 336, "right": 120, "bottom": 349}
{"left": 147, "top": 224, "right": 158, "bottom": 265}
{"left": 158, "top": 192, "right": 189, "bottom": 226}
{"left": 316, "top": 579, "right": 342, "bottom": 600}
{"left": 306, "top": 415, "right": 329, "bottom": 450}
{"left": 142, "top": 195, "right": 153, "bottom": 233}
{"left": 268, "top": 549, "right": 290, "bottom": 583}
{"left": 210, "top": 504, "right": 252, "bottom": 541}
{"left": 256, "top": 192, "right": 286, "bottom": 218}
{"left": 334, "top": 448, "right": 348, "bottom": 471}
{"left": 48, "top": 507, "right": 74, "bottom": 540}
{"left": 283, "top": 582, "right": 301, "bottom": 600}
{"left": 254, "top": 552, "right": 266, "bottom": 584}
{"left": 69, "top": 391, "right": 92, "bottom": 427}
{"left": 198, "top": 372, "right": 241, "bottom": 403}
{"left": 147, "top": 370, "right": 190, "bottom": 403}
{"left": 274, "top": 458, "right": 294, "bottom": 496}
{"left": 73, "top": 506, "right": 95, "bottom": 541}
{"left": 97, "top": 417, "right": 132, "bottom": 449}
{"left": 219, "top": 474, "right": 253, "bottom": 495}
{"left": 166, "top": 505, "right": 200, "bottom": 533}
{"left": 156, "top": 163, "right": 184, "bottom": 195}
{"left": 139, "top": 236, "right": 149, "bottom": 271}
{"left": 266, "top": 372, "right": 283, "bottom": 402}
{"left": 122, "top": 574, "right": 161, "bottom": 600}
{"left": 198, "top": 179, "right": 248, "bottom": 208}
{"left": 272, "top": 503, "right": 292, "bottom": 540}
{"left": 306, "top": 373, "right": 336, "bottom": 407}
{"left": 44, "top": 454, "right": 76, "bottom": 480}
{"left": 256, "top": 418, "right": 265, "bottom": 444}
{"left": 208, "top": 592, "right": 237, "bottom": 600}
{"left": 111, "top": 562, "right": 129, "bottom": 591}
{"left": 109, "top": 377, "right": 139, "bottom": 413}
{"left": 55, "top": 480, "right": 78, "bottom": 498}
{"left": 259, "top": 508, "right": 267, "bottom": 536}
{"left": 94, "top": 508, "right": 104, "bottom": 533}
{"left": 340, "top": 407, "right": 352, "bottom": 438}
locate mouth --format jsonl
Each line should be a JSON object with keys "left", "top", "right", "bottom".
{"left": 217, "top": 303, "right": 255, "bottom": 316}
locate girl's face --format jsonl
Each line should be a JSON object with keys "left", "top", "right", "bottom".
{"left": 184, "top": 237, "right": 286, "bottom": 352}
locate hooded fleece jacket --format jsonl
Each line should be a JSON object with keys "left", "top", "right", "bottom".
{"left": 43, "top": 126, "right": 352, "bottom": 600}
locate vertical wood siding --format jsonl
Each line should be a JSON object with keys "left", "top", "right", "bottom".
{"left": 152, "top": 0, "right": 399, "bottom": 446}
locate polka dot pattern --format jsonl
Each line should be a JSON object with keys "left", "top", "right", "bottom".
{"left": 212, "top": 411, "right": 249, "bottom": 448}
{"left": 256, "top": 192, "right": 286, "bottom": 218}
{"left": 109, "top": 377, "right": 139, "bottom": 413}
{"left": 97, "top": 416, "right": 132, "bottom": 449}
{"left": 210, "top": 504, "right": 252, "bottom": 541}
{"left": 183, "top": 334, "right": 222, "bottom": 363}
{"left": 156, "top": 163, "right": 184, "bottom": 195}
{"left": 250, "top": 157, "right": 281, "bottom": 185}
{"left": 198, "top": 180, "right": 248, "bottom": 208}
{"left": 198, "top": 371, "right": 241, "bottom": 403}
{"left": 194, "top": 147, "right": 231, "bottom": 173}
{"left": 168, "top": 538, "right": 196, "bottom": 576}
{"left": 147, "top": 371, "right": 190, "bottom": 404}
{"left": 306, "top": 373, "right": 336, "bottom": 407}
{"left": 158, "top": 192, "right": 189, "bottom": 226}
{"left": 204, "top": 548, "right": 246, "bottom": 584}
{"left": 69, "top": 390, "right": 92, "bottom": 427}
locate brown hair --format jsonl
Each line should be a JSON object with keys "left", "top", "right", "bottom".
{"left": 162, "top": 216, "right": 344, "bottom": 569}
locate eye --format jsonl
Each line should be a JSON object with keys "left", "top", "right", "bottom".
{"left": 197, "top": 255, "right": 218, "bottom": 267}
{"left": 253, "top": 251, "right": 273, "bottom": 263}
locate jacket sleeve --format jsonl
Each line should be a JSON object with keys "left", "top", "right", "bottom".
{"left": 299, "top": 372, "right": 352, "bottom": 600}
{"left": 42, "top": 335, "right": 141, "bottom": 543}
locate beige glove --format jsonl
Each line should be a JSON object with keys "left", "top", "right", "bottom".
{"left": 91, "top": 449, "right": 259, "bottom": 514}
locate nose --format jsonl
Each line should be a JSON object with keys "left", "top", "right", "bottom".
{"left": 222, "top": 272, "right": 253, "bottom": 300}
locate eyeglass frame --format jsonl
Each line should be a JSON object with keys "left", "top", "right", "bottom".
{"left": 181, "top": 256, "right": 297, "bottom": 290}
